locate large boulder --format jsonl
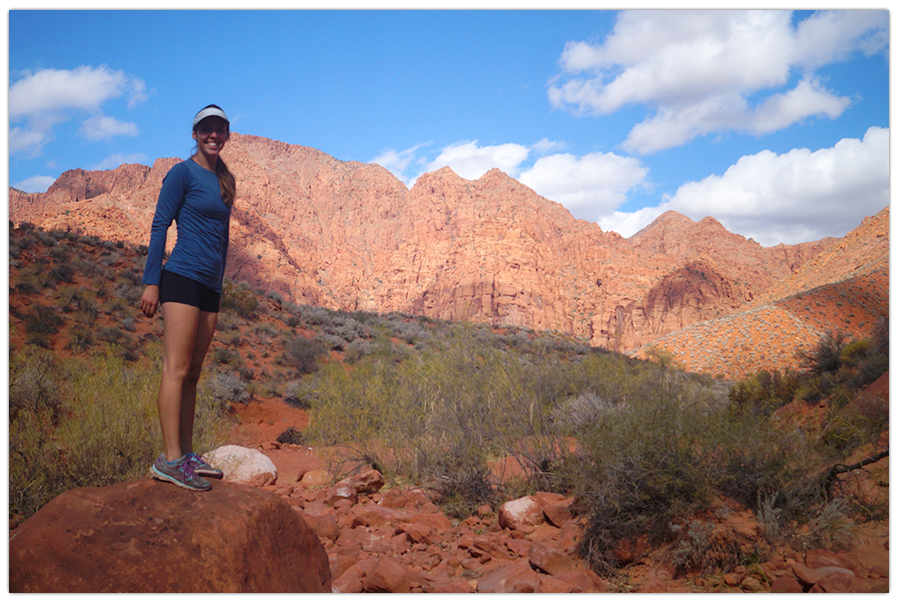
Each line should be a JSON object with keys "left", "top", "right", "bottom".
{"left": 9, "top": 479, "right": 331, "bottom": 592}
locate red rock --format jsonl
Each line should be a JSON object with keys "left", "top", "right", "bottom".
{"left": 324, "top": 484, "right": 357, "bottom": 506}
{"left": 551, "top": 570, "right": 610, "bottom": 592}
{"left": 298, "top": 510, "right": 340, "bottom": 542}
{"left": 10, "top": 136, "right": 885, "bottom": 381}
{"left": 636, "top": 579, "right": 668, "bottom": 592}
{"left": 398, "top": 522, "right": 439, "bottom": 545}
{"left": 498, "top": 495, "right": 544, "bottom": 530}
{"left": 556, "top": 520, "right": 583, "bottom": 553}
{"left": 9, "top": 479, "right": 330, "bottom": 592}
{"left": 806, "top": 549, "right": 865, "bottom": 576}
{"left": 528, "top": 540, "right": 574, "bottom": 575}
{"left": 869, "top": 565, "right": 888, "bottom": 578}
{"left": 769, "top": 576, "right": 804, "bottom": 593}
{"left": 811, "top": 571, "right": 875, "bottom": 593}
{"left": 336, "top": 468, "right": 385, "bottom": 494}
{"left": 477, "top": 561, "right": 542, "bottom": 593}
{"left": 538, "top": 577, "right": 575, "bottom": 593}
{"left": 363, "top": 557, "right": 419, "bottom": 593}
{"left": 349, "top": 503, "right": 411, "bottom": 527}
{"left": 613, "top": 534, "right": 652, "bottom": 565}
{"left": 543, "top": 504, "right": 573, "bottom": 528}
{"left": 332, "top": 565, "right": 365, "bottom": 593}
{"left": 507, "top": 538, "right": 533, "bottom": 557}
{"left": 793, "top": 563, "right": 856, "bottom": 587}
{"left": 410, "top": 512, "right": 454, "bottom": 531}
{"left": 299, "top": 469, "right": 332, "bottom": 489}
{"left": 431, "top": 581, "right": 475, "bottom": 593}
{"left": 472, "top": 536, "right": 513, "bottom": 561}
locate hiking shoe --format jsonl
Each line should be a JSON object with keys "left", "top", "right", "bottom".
{"left": 150, "top": 454, "right": 211, "bottom": 491}
{"left": 186, "top": 452, "right": 224, "bottom": 479}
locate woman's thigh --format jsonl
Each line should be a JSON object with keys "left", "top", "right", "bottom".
{"left": 161, "top": 302, "right": 202, "bottom": 375}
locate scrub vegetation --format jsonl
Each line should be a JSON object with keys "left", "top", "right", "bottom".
{"left": 8, "top": 222, "right": 889, "bottom": 575}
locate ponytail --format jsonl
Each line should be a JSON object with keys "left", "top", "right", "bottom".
{"left": 216, "top": 157, "right": 236, "bottom": 208}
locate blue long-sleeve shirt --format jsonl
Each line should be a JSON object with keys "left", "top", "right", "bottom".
{"left": 142, "top": 158, "right": 231, "bottom": 293}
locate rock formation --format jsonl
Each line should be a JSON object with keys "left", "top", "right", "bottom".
{"left": 9, "top": 479, "right": 331, "bottom": 592}
{"left": 10, "top": 132, "right": 882, "bottom": 361}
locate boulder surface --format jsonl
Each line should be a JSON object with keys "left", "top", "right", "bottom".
{"left": 9, "top": 479, "right": 331, "bottom": 592}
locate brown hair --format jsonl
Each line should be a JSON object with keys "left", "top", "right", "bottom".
{"left": 215, "top": 156, "right": 236, "bottom": 208}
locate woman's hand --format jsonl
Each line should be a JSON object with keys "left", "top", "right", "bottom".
{"left": 141, "top": 285, "right": 160, "bottom": 317}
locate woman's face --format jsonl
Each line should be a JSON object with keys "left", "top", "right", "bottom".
{"left": 193, "top": 116, "right": 229, "bottom": 158}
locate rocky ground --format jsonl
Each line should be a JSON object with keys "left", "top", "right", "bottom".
{"left": 227, "top": 395, "right": 889, "bottom": 593}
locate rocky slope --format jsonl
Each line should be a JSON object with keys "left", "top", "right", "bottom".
{"left": 9, "top": 133, "right": 885, "bottom": 375}
{"left": 8, "top": 225, "right": 889, "bottom": 593}
{"left": 633, "top": 208, "right": 889, "bottom": 378}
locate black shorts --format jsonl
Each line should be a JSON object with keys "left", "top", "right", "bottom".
{"left": 159, "top": 270, "right": 221, "bottom": 313}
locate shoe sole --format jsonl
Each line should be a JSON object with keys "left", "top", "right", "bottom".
{"left": 196, "top": 469, "right": 224, "bottom": 479}
{"left": 150, "top": 464, "right": 211, "bottom": 491}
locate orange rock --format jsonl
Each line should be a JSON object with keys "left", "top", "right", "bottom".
{"left": 9, "top": 479, "right": 330, "bottom": 592}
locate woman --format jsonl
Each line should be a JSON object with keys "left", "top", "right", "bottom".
{"left": 140, "top": 104, "right": 235, "bottom": 491}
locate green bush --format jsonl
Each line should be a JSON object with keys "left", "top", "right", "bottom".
{"left": 9, "top": 346, "right": 230, "bottom": 521}
{"left": 221, "top": 279, "right": 259, "bottom": 319}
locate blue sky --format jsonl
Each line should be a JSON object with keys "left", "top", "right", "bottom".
{"left": 6, "top": 7, "right": 890, "bottom": 246}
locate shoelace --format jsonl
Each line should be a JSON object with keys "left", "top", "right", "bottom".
{"left": 186, "top": 452, "right": 207, "bottom": 467}
{"left": 180, "top": 455, "right": 201, "bottom": 481}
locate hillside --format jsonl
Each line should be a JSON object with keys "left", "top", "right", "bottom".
{"left": 8, "top": 221, "right": 889, "bottom": 593}
{"left": 10, "top": 132, "right": 885, "bottom": 377}
{"left": 633, "top": 208, "right": 889, "bottom": 378}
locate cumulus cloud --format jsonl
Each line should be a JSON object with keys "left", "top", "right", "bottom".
{"left": 549, "top": 9, "right": 887, "bottom": 153}
{"left": 532, "top": 137, "right": 566, "bottom": 153}
{"left": 79, "top": 115, "right": 139, "bottom": 141}
{"left": 371, "top": 142, "right": 430, "bottom": 186}
{"left": 13, "top": 175, "right": 57, "bottom": 194}
{"left": 424, "top": 141, "right": 531, "bottom": 180}
{"left": 376, "top": 138, "right": 649, "bottom": 226}
{"left": 600, "top": 127, "right": 889, "bottom": 246}
{"left": 518, "top": 152, "right": 649, "bottom": 221}
{"left": 8, "top": 65, "right": 149, "bottom": 156}
{"left": 93, "top": 152, "right": 147, "bottom": 171}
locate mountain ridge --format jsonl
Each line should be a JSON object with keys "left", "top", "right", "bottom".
{"left": 9, "top": 132, "right": 886, "bottom": 377}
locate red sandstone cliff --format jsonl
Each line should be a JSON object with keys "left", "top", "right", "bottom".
{"left": 8, "top": 133, "right": 884, "bottom": 369}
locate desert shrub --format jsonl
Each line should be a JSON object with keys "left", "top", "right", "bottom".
{"left": 799, "top": 329, "right": 846, "bottom": 375}
{"left": 344, "top": 338, "right": 376, "bottom": 364}
{"left": 9, "top": 347, "right": 230, "bottom": 520}
{"left": 201, "top": 371, "right": 250, "bottom": 414}
{"left": 278, "top": 334, "right": 327, "bottom": 375}
{"left": 212, "top": 346, "right": 242, "bottom": 368}
{"left": 283, "top": 379, "right": 318, "bottom": 409}
{"left": 727, "top": 369, "right": 801, "bottom": 416}
{"left": 221, "top": 279, "right": 259, "bottom": 319}
{"left": 65, "top": 324, "right": 95, "bottom": 352}
{"left": 24, "top": 304, "right": 65, "bottom": 342}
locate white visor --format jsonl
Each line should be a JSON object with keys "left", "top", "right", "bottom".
{"left": 193, "top": 107, "right": 229, "bottom": 129}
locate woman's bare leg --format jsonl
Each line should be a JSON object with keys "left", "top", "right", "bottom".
{"left": 158, "top": 302, "right": 202, "bottom": 462}
{"left": 178, "top": 310, "right": 218, "bottom": 455}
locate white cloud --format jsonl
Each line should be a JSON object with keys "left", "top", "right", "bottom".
{"left": 79, "top": 115, "right": 139, "bottom": 141}
{"left": 371, "top": 142, "right": 430, "bottom": 186}
{"left": 601, "top": 127, "right": 889, "bottom": 246}
{"left": 549, "top": 9, "right": 887, "bottom": 153}
{"left": 424, "top": 141, "right": 531, "bottom": 180}
{"left": 13, "top": 175, "right": 57, "bottom": 194}
{"left": 532, "top": 138, "right": 565, "bottom": 153}
{"left": 8, "top": 65, "right": 148, "bottom": 156}
{"left": 518, "top": 152, "right": 649, "bottom": 222}
{"left": 9, "top": 65, "right": 147, "bottom": 118}
{"left": 93, "top": 153, "right": 147, "bottom": 171}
